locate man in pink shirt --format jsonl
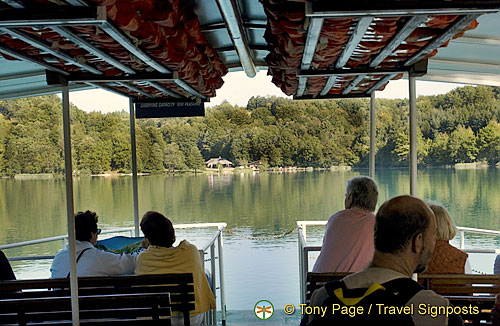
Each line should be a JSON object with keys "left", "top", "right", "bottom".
{"left": 313, "top": 176, "right": 378, "bottom": 272}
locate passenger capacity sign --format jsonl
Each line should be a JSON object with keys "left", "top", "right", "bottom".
{"left": 135, "top": 101, "right": 205, "bottom": 118}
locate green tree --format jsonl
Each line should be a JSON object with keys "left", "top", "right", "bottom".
{"left": 185, "top": 146, "right": 205, "bottom": 172}
{"left": 448, "top": 125, "right": 478, "bottom": 163}
{"left": 428, "top": 132, "right": 451, "bottom": 165}
{"left": 164, "top": 143, "right": 186, "bottom": 171}
{"left": 477, "top": 120, "right": 500, "bottom": 164}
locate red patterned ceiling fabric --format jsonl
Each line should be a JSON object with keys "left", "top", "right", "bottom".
{"left": 260, "top": 0, "right": 480, "bottom": 97}
{"left": 0, "top": 0, "right": 228, "bottom": 99}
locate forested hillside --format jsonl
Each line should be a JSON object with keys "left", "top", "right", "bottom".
{"left": 1, "top": 85, "right": 500, "bottom": 175}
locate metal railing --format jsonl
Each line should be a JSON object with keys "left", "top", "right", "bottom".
{"left": 177, "top": 222, "right": 227, "bottom": 326}
{"left": 0, "top": 227, "right": 135, "bottom": 261}
{"left": 297, "top": 220, "right": 500, "bottom": 304}
{"left": 0, "top": 222, "right": 227, "bottom": 326}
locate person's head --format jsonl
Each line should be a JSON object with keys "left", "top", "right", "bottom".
{"left": 140, "top": 211, "right": 176, "bottom": 248}
{"left": 75, "top": 210, "right": 100, "bottom": 245}
{"left": 374, "top": 195, "right": 437, "bottom": 273}
{"left": 426, "top": 202, "right": 457, "bottom": 241}
{"left": 345, "top": 176, "right": 378, "bottom": 212}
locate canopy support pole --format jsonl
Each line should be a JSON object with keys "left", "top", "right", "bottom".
{"left": 409, "top": 76, "right": 418, "bottom": 196}
{"left": 129, "top": 99, "right": 140, "bottom": 237}
{"left": 369, "top": 92, "right": 376, "bottom": 178}
{"left": 62, "top": 86, "right": 79, "bottom": 325}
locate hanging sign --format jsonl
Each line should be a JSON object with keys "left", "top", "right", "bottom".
{"left": 135, "top": 100, "right": 205, "bottom": 118}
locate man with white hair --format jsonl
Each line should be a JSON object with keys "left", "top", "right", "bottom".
{"left": 313, "top": 176, "right": 378, "bottom": 273}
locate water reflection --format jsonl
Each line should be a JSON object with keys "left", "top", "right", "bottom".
{"left": 0, "top": 169, "right": 499, "bottom": 309}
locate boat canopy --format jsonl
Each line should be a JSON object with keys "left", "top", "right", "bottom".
{"left": 0, "top": 0, "right": 499, "bottom": 101}
{"left": 1, "top": 1, "right": 499, "bottom": 325}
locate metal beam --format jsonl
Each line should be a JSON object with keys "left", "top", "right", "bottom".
{"left": 215, "top": 0, "right": 256, "bottom": 77}
{"left": 336, "top": 16, "right": 373, "bottom": 68}
{"left": 51, "top": 26, "right": 135, "bottom": 74}
{"left": 64, "top": 0, "right": 88, "bottom": 6}
{"left": 294, "top": 92, "right": 370, "bottom": 100}
{"left": 428, "top": 58, "right": 500, "bottom": 71}
{"left": 298, "top": 2, "right": 325, "bottom": 97}
{"left": 148, "top": 82, "right": 182, "bottom": 99}
{"left": 308, "top": 0, "right": 500, "bottom": 17}
{"left": 129, "top": 99, "right": 139, "bottom": 238}
{"left": 370, "top": 15, "right": 427, "bottom": 68}
{"left": 299, "top": 67, "right": 409, "bottom": 77}
{"left": 99, "top": 21, "right": 170, "bottom": 74}
{"left": 301, "top": 17, "right": 324, "bottom": 70}
{"left": 1, "top": 0, "right": 24, "bottom": 9}
{"left": 405, "top": 14, "right": 480, "bottom": 66}
{"left": 342, "top": 74, "right": 366, "bottom": 95}
{"left": 202, "top": 22, "right": 267, "bottom": 32}
{"left": 61, "top": 85, "right": 80, "bottom": 325}
{"left": 0, "top": 83, "right": 90, "bottom": 100}
{"left": 421, "top": 71, "right": 500, "bottom": 86}
{"left": 0, "top": 27, "right": 102, "bottom": 74}
{"left": 0, "top": 44, "right": 69, "bottom": 75}
{"left": 369, "top": 92, "right": 376, "bottom": 178}
{"left": 66, "top": 72, "right": 174, "bottom": 83}
{"left": 319, "top": 76, "right": 337, "bottom": 96}
{"left": 116, "top": 82, "right": 153, "bottom": 98}
{"left": 0, "top": 7, "right": 100, "bottom": 27}
{"left": 85, "top": 82, "right": 132, "bottom": 98}
{"left": 174, "top": 75, "right": 206, "bottom": 100}
{"left": 0, "top": 70, "right": 44, "bottom": 81}
{"left": 409, "top": 76, "right": 417, "bottom": 196}
{"left": 451, "top": 35, "right": 500, "bottom": 46}
{"left": 215, "top": 44, "right": 268, "bottom": 52}
{"left": 366, "top": 73, "right": 397, "bottom": 94}
{"left": 296, "top": 77, "right": 307, "bottom": 97}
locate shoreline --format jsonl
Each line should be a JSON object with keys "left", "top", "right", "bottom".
{"left": 5, "top": 162, "right": 498, "bottom": 179}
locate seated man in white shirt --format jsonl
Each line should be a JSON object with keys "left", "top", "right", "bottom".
{"left": 51, "top": 210, "right": 136, "bottom": 278}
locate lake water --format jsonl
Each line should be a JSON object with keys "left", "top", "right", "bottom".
{"left": 1, "top": 168, "right": 499, "bottom": 311}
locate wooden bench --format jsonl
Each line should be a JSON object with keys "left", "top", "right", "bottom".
{"left": 306, "top": 272, "right": 499, "bottom": 325}
{"left": 419, "top": 273, "right": 500, "bottom": 326}
{"left": 0, "top": 273, "right": 196, "bottom": 325}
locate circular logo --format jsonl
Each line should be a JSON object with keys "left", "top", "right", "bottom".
{"left": 254, "top": 300, "right": 274, "bottom": 320}
{"left": 283, "top": 304, "right": 295, "bottom": 315}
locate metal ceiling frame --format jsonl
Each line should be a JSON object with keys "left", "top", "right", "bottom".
{"left": 0, "top": 27, "right": 103, "bottom": 75}
{"left": 0, "top": 0, "right": 499, "bottom": 101}
{"left": 0, "top": 4, "right": 206, "bottom": 100}
{"left": 0, "top": 6, "right": 99, "bottom": 27}
{"left": 0, "top": 42, "right": 68, "bottom": 75}
{"left": 308, "top": 0, "right": 500, "bottom": 17}
{"left": 326, "top": 16, "right": 373, "bottom": 96}
{"left": 369, "top": 15, "right": 427, "bottom": 68}
{"left": 215, "top": 0, "right": 256, "bottom": 78}
{"left": 293, "top": 0, "right": 499, "bottom": 100}
{"left": 404, "top": 14, "right": 480, "bottom": 66}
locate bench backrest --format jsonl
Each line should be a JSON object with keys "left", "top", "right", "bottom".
{"left": 307, "top": 272, "right": 499, "bottom": 325}
{"left": 419, "top": 274, "right": 499, "bottom": 325}
{"left": 0, "top": 273, "right": 195, "bottom": 325}
{"left": 418, "top": 273, "right": 500, "bottom": 296}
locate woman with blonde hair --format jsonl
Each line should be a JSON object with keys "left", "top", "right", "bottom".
{"left": 424, "top": 202, "right": 470, "bottom": 274}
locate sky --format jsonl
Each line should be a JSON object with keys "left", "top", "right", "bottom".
{"left": 66, "top": 70, "right": 467, "bottom": 113}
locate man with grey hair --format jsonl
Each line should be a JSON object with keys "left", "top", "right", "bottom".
{"left": 313, "top": 176, "right": 378, "bottom": 272}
